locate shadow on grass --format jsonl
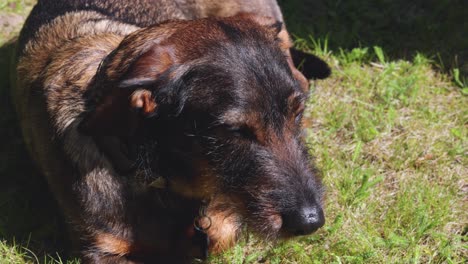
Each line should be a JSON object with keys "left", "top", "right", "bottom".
{"left": 278, "top": 0, "right": 468, "bottom": 77}
{"left": 0, "top": 40, "right": 68, "bottom": 261}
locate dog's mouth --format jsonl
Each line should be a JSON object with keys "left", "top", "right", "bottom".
{"left": 198, "top": 196, "right": 286, "bottom": 240}
{"left": 242, "top": 207, "right": 325, "bottom": 240}
{"left": 224, "top": 190, "right": 325, "bottom": 240}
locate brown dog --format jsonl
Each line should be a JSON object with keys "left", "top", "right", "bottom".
{"left": 14, "top": 0, "right": 330, "bottom": 262}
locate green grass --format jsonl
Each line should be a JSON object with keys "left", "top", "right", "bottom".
{"left": 1, "top": 0, "right": 467, "bottom": 263}
{"left": 0, "top": 238, "right": 80, "bottom": 264}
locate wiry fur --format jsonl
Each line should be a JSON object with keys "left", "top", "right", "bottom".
{"left": 14, "top": 0, "right": 330, "bottom": 263}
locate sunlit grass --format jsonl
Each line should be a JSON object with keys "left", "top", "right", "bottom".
{"left": 0, "top": 239, "right": 34, "bottom": 264}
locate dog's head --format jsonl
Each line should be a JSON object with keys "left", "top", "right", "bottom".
{"left": 81, "top": 14, "right": 329, "bottom": 239}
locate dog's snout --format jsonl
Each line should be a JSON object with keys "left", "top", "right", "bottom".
{"left": 282, "top": 204, "right": 325, "bottom": 236}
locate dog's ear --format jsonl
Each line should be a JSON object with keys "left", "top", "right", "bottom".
{"left": 80, "top": 45, "right": 177, "bottom": 136}
{"left": 245, "top": 14, "right": 331, "bottom": 91}
{"left": 289, "top": 48, "right": 331, "bottom": 80}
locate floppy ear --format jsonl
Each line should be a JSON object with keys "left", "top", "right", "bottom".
{"left": 79, "top": 45, "right": 177, "bottom": 136}
{"left": 245, "top": 14, "right": 331, "bottom": 91}
{"left": 289, "top": 48, "right": 331, "bottom": 80}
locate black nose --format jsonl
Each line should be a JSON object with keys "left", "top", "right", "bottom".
{"left": 282, "top": 205, "right": 325, "bottom": 236}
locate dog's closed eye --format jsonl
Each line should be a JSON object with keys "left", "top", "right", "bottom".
{"left": 226, "top": 125, "right": 256, "bottom": 140}
{"left": 212, "top": 124, "right": 257, "bottom": 141}
{"left": 295, "top": 111, "right": 304, "bottom": 124}
{"left": 288, "top": 92, "right": 305, "bottom": 124}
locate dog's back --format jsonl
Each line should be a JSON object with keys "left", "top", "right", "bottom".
{"left": 15, "top": 9, "right": 206, "bottom": 259}
{"left": 18, "top": 0, "right": 283, "bottom": 55}
{"left": 14, "top": 1, "right": 288, "bottom": 261}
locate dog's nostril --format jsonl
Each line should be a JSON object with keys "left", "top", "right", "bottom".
{"left": 304, "top": 207, "right": 320, "bottom": 223}
{"left": 303, "top": 206, "right": 323, "bottom": 223}
{"left": 299, "top": 206, "right": 324, "bottom": 233}
{"left": 282, "top": 205, "right": 325, "bottom": 236}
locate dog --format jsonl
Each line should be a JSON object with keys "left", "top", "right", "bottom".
{"left": 13, "top": 0, "right": 331, "bottom": 262}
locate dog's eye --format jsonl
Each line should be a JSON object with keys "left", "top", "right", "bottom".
{"left": 295, "top": 111, "right": 304, "bottom": 124}
{"left": 227, "top": 125, "right": 256, "bottom": 140}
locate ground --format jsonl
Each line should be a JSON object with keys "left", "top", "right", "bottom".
{"left": 0, "top": 0, "right": 466, "bottom": 263}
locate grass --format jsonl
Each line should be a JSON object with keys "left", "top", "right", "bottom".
{"left": 1, "top": 0, "right": 467, "bottom": 263}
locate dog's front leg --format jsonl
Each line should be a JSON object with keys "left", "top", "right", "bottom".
{"left": 83, "top": 254, "right": 141, "bottom": 264}
{"left": 199, "top": 195, "right": 242, "bottom": 253}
